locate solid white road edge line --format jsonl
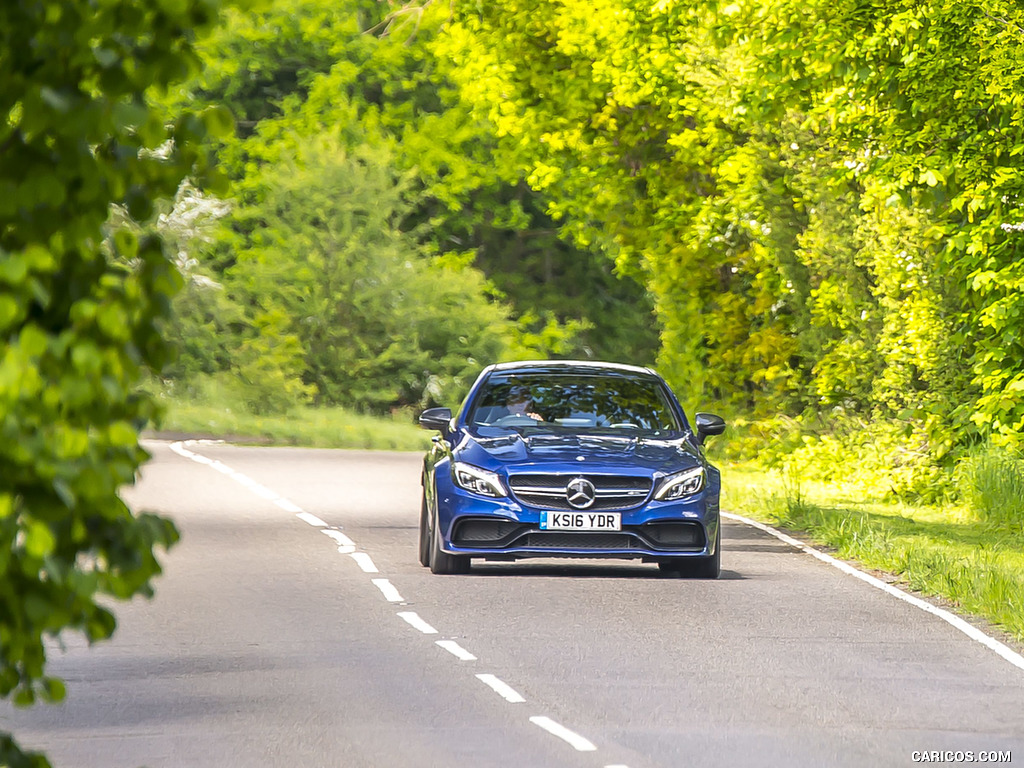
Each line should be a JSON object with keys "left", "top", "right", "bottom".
{"left": 476, "top": 674, "right": 526, "bottom": 704}
{"left": 397, "top": 611, "right": 438, "bottom": 635}
{"left": 528, "top": 716, "right": 597, "bottom": 751}
{"left": 436, "top": 640, "right": 477, "bottom": 661}
{"left": 722, "top": 511, "right": 1024, "bottom": 672}
{"left": 371, "top": 578, "right": 403, "bottom": 602}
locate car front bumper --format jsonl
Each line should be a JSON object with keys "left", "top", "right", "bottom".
{"left": 433, "top": 475, "right": 720, "bottom": 561}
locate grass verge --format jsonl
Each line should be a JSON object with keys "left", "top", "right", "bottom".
{"left": 723, "top": 461, "right": 1024, "bottom": 645}
{"left": 156, "top": 398, "right": 431, "bottom": 452}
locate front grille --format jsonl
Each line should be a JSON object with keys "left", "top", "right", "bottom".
{"left": 522, "top": 533, "right": 635, "bottom": 550}
{"left": 509, "top": 474, "right": 652, "bottom": 512}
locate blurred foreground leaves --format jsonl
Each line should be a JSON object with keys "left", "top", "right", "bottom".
{"left": 0, "top": 0, "right": 225, "bottom": 763}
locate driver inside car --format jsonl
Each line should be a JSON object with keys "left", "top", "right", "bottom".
{"left": 505, "top": 387, "right": 544, "bottom": 421}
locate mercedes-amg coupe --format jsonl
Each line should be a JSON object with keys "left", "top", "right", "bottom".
{"left": 418, "top": 361, "right": 726, "bottom": 577}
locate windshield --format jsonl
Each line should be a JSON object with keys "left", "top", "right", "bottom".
{"left": 468, "top": 373, "right": 682, "bottom": 433}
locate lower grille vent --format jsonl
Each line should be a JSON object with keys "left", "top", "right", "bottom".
{"left": 523, "top": 533, "right": 634, "bottom": 550}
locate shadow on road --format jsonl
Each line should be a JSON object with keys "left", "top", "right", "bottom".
{"left": 464, "top": 561, "right": 746, "bottom": 581}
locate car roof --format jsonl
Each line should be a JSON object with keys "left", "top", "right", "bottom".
{"left": 484, "top": 359, "right": 659, "bottom": 378}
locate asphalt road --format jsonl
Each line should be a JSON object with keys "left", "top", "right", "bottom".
{"left": 4, "top": 441, "right": 1023, "bottom": 768}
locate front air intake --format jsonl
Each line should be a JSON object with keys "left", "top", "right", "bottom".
{"left": 452, "top": 519, "right": 523, "bottom": 546}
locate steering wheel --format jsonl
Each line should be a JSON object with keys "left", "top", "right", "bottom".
{"left": 493, "top": 414, "right": 541, "bottom": 426}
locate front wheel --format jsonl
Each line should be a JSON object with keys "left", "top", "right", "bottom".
{"left": 690, "top": 526, "right": 721, "bottom": 579}
{"left": 658, "top": 523, "right": 721, "bottom": 579}
{"left": 429, "top": 514, "right": 470, "bottom": 575}
{"left": 418, "top": 495, "right": 431, "bottom": 567}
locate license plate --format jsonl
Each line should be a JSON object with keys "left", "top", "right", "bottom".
{"left": 540, "top": 512, "right": 621, "bottom": 531}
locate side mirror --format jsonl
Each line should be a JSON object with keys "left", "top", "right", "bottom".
{"left": 694, "top": 412, "right": 726, "bottom": 444}
{"left": 419, "top": 407, "right": 453, "bottom": 434}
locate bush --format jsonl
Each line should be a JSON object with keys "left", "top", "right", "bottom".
{"left": 956, "top": 444, "right": 1024, "bottom": 531}
{"left": 727, "top": 412, "right": 955, "bottom": 504}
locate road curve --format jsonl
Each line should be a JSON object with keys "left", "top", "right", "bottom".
{"left": 5, "top": 441, "right": 1023, "bottom": 768}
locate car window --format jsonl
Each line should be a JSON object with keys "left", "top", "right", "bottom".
{"left": 468, "top": 374, "right": 682, "bottom": 432}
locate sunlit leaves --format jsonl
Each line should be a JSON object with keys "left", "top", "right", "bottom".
{"left": 442, "top": 0, "right": 1024, "bottom": 449}
{"left": 225, "top": 138, "right": 520, "bottom": 410}
{"left": 0, "top": 0, "right": 217, "bottom": 764}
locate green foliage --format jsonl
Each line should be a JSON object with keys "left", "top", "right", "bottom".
{"left": 437, "top": 0, "right": 1024, "bottom": 457}
{"left": 736, "top": 414, "right": 955, "bottom": 504}
{"left": 731, "top": 0, "right": 1024, "bottom": 446}
{"left": 163, "top": 0, "right": 658, "bottom": 409}
{"left": 231, "top": 308, "right": 316, "bottom": 414}
{"left": 956, "top": 445, "right": 1024, "bottom": 532}
{"left": 159, "top": 388, "right": 431, "bottom": 450}
{"left": 223, "top": 137, "right": 522, "bottom": 411}
{"left": 0, "top": 0, "right": 223, "bottom": 763}
{"left": 164, "top": 0, "right": 385, "bottom": 131}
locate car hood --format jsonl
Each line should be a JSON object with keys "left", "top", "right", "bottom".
{"left": 458, "top": 429, "right": 701, "bottom": 475}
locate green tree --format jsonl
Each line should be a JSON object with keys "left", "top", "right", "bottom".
{"left": 437, "top": 0, "right": 1023, "bottom": 456}
{"left": 435, "top": 0, "right": 806, "bottom": 412}
{"left": 0, "top": 1, "right": 227, "bottom": 764}
{"left": 162, "top": 0, "right": 386, "bottom": 133}
{"left": 166, "top": 0, "right": 659, "bottom": 384}
{"left": 225, "top": 136, "right": 525, "bottom": 411}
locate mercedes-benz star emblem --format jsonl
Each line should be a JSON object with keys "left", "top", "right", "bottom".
{"left": 566, "top": 477, "right": 596, "bottom": 509}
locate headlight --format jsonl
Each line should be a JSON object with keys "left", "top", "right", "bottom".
{"left": 654, "top": 466, "right": 705, "bottom": 500}
{"left": 452, "top": 462, "right": 507, "bottom": 498}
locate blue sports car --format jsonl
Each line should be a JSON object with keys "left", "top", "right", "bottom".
{"left": 418, "top": 360, "right": 726, "bottom": 577}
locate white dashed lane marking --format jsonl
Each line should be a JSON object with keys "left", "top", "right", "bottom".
{"left": 320, "top": 529, "right": 355, "bottom": 553}
{"left": 295, "top": 511, "right": 328, "bottom": 528}
{"left": 371, "top": 578, "right": 403, "bottom": 603}
{"left": 352, "top": 552, "right": 380, "bottom": 573}
{"left": 436, "top": 640, "right": 477, "bottom": 661}
{"left": 476, "top": 674, "right": 526, "bottom": 704}
{"left": 168, "top": 440, "right": 620, "bottom": 762}
{"left": 529, "top": 716, "right": 597, "bottom": 752}
{"left": 397, "top": 611, "right": 438, "bottom": 635}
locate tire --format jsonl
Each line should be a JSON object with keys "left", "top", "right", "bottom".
{"left": 429, "top": 512, "right": 470, "bottom": 575}
{"left": 658, "top": 523, "right": 721, "bottom": 579}
{"left": 418, "top": 495, "right": 431, "bottom": 567}
{"left": 690, "top": 522, "right": 721, "bottom": 579}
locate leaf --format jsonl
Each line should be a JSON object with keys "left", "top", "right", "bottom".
{"left": 108, "top": 421, "right": 138, "bottom": 448}
{"left": 201, "top": 105, "right": 235, "bottom": 138}
{"left": 52, "top": 477, "right": 76, "bottom": 508}
{"left": 24, "top": 520, "right": 56, "bottom": 558}
{"left": 39, "top": 86, "right": 71, "bottom": 113}
{"left": 96, "top": 303, "right": 129, "bottom": 340}
{"left": 41, "top": 678, "right": 67, "bottom": 704}
{"left": 0, "top": 295, "right": 20, "bottom": 330}
{"left": 113, "top": 229, "right": 139, "bottom": 259}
